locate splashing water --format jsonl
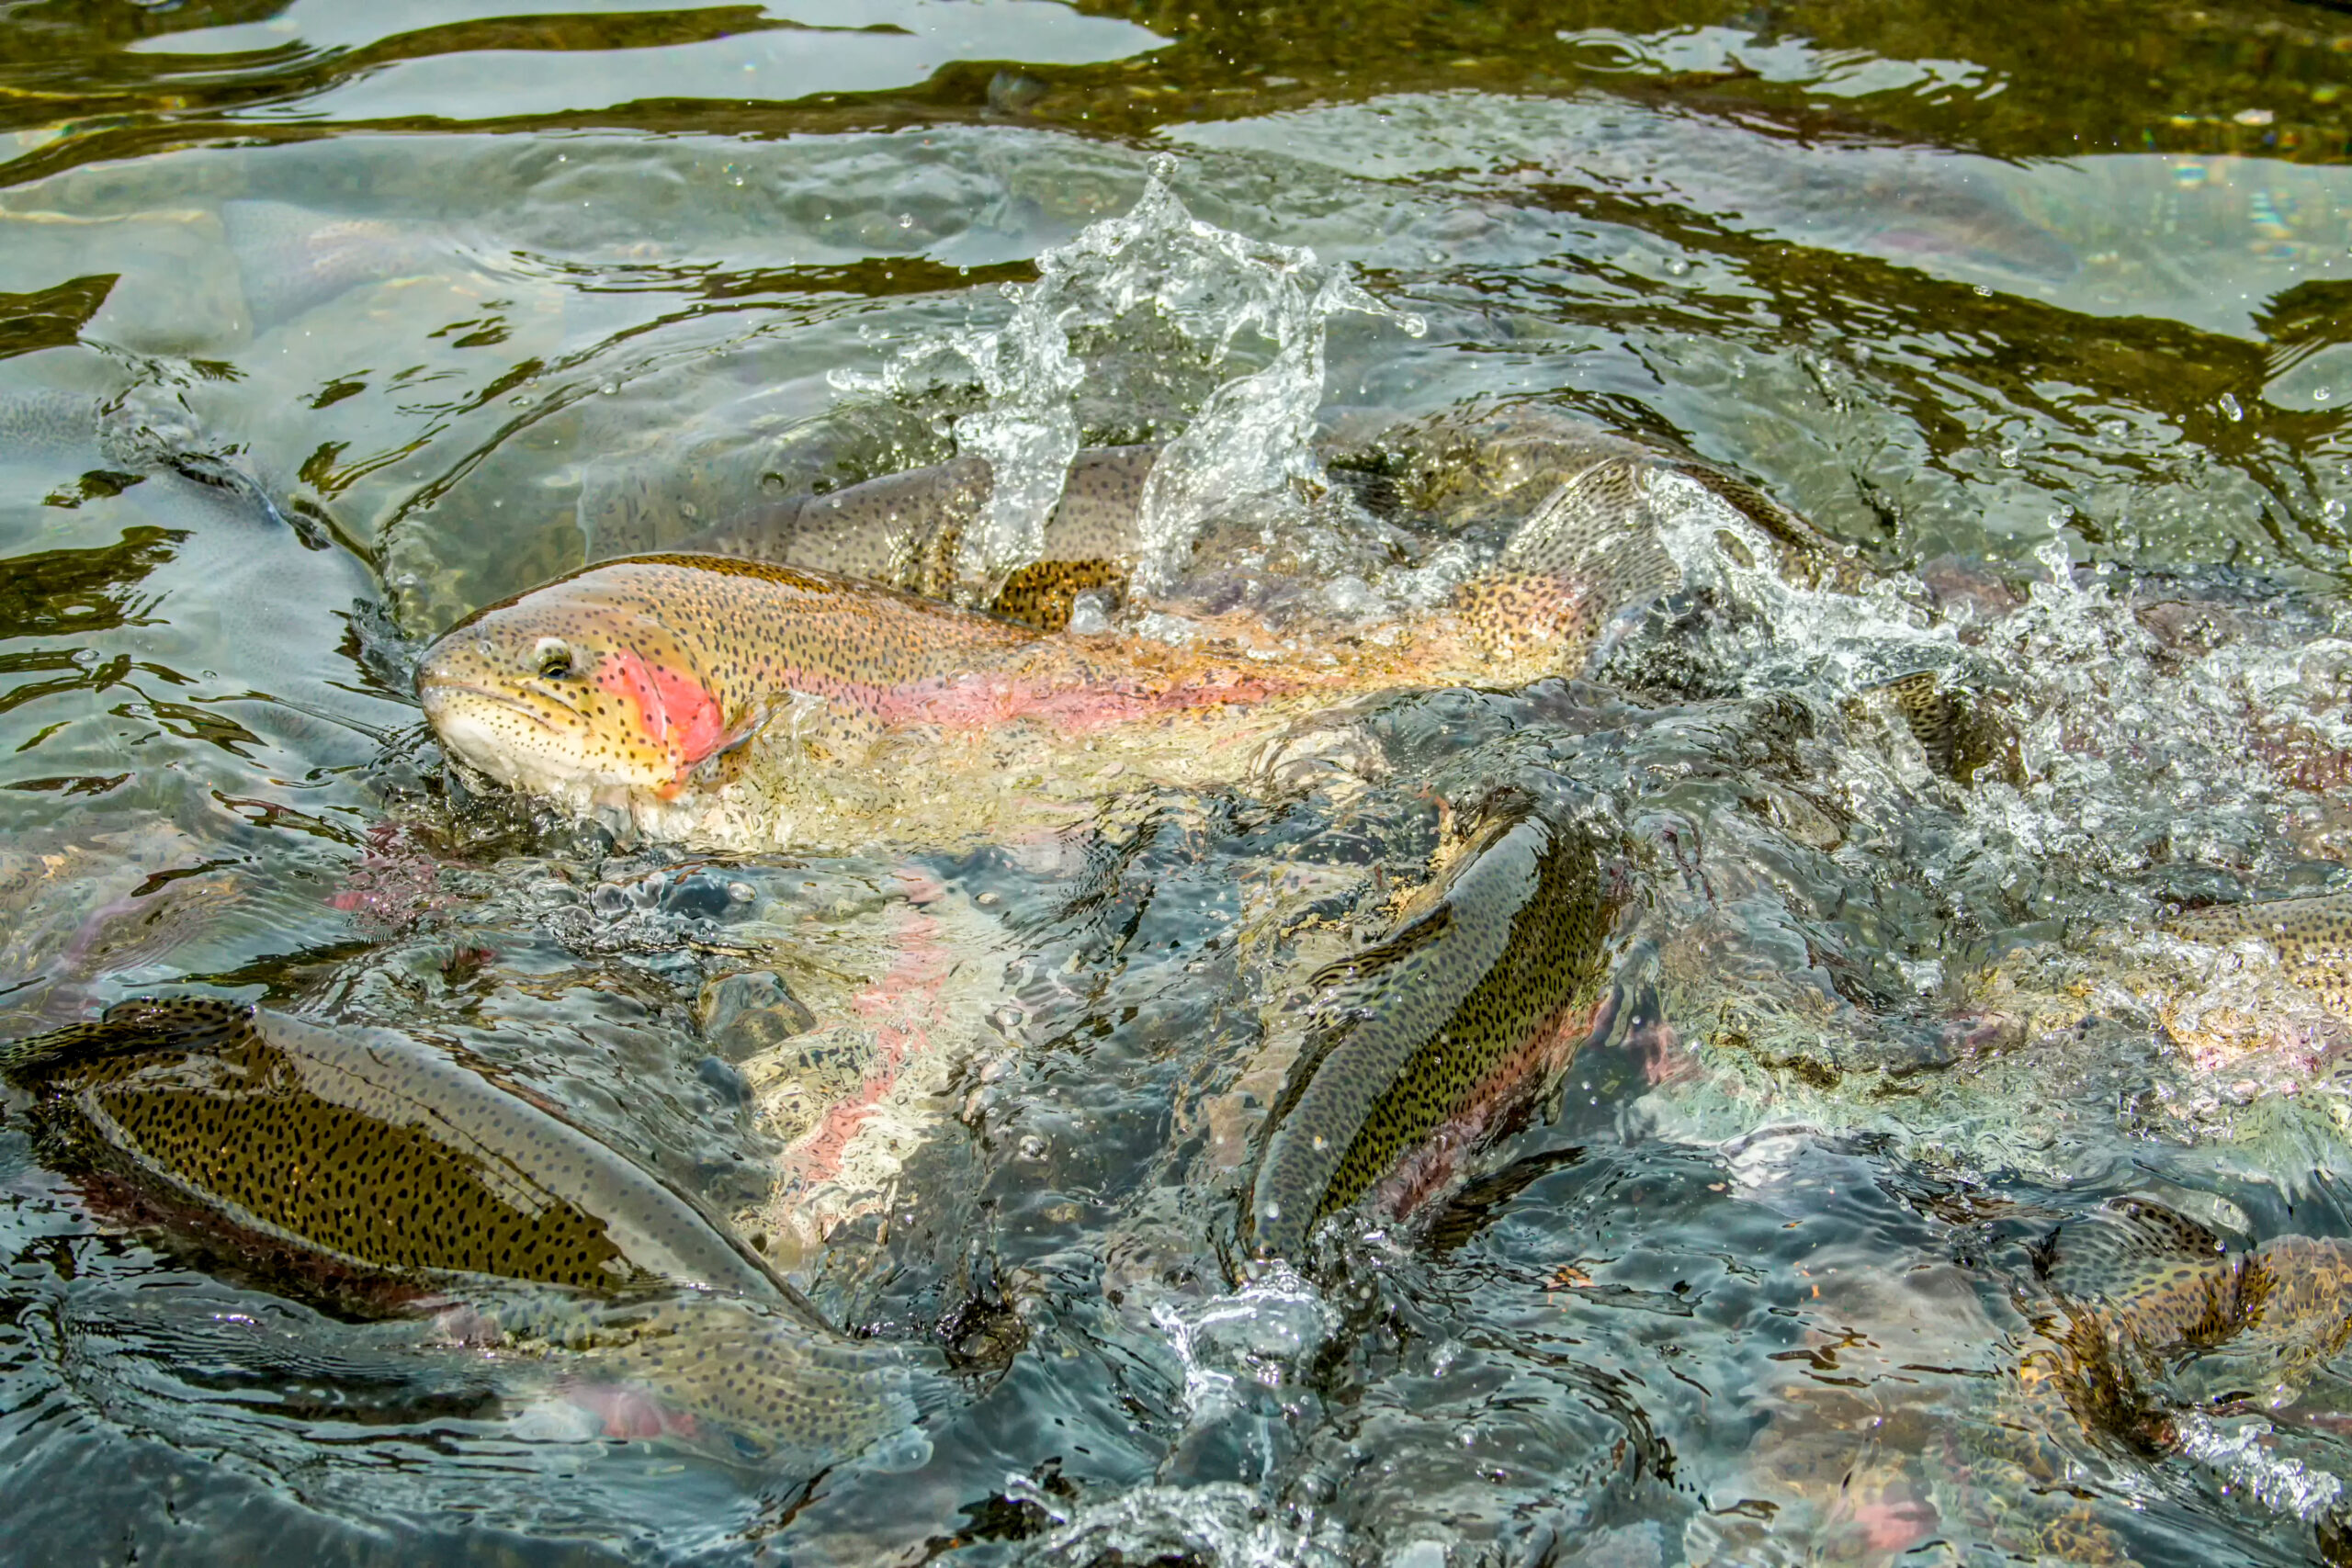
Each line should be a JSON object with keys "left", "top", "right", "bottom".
{"left": 2177, "top": 1413, "right": 2348, "bottom": 1523}
{"left": 1148, "top": 1267, "right": 1335, "bottom": 1422}
{"left": 1019, "top": 1481, "right": 1347, "bottom": 1568}
{"left": 834, "top": 154, "right": 1422, "bottom": 594}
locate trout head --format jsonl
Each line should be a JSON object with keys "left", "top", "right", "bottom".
{"left": 417, "top": 569, "right": 739, "bottom": 803}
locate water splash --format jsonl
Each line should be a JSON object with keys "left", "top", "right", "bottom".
{"left": 1148, "top": 1267, "right": 1334, "bottom": 1421}
{"left": 1640, "top": 477, "right": 1973, "bottom": 700}
{"left": 2177, "top": 1413, "right": 2346, "bottom": 1522}
{"left": 1018, "top": 1480, "right": 1346, "bottom": 1568}
{"left": 834, "top": 155, "right": 1422, "bottom": 594}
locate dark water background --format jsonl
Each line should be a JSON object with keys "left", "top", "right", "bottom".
{"left": 10, "top": 2, "right": 2352, "bottom": 1563}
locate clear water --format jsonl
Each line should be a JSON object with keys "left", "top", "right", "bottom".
{"left": 10, "top": 2, "right": 2352, "bottom": 1563}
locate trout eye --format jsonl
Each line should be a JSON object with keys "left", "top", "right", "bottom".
{"left": 533, "top": 637, "right": 576, "bottom": 681}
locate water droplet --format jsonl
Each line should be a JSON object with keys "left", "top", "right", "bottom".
{"left": 2220, "top": 391, "right": 2245, "bottom": 422}
{"left": 2319, "top": 387, "right": 2334, "bottom": 402}
{"left": 1664, "top": 257, "right": 1690, "bottom": 277}
{"left": 1973, "top": 284, "right": 1993, "bottom": 298}
{"left": 1998, "top": 446, "right": 2021, "bottom": 468}
{"left": 599, "top": 382, "right": 617, "bottom": 396}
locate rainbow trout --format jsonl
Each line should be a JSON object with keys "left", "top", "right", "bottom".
{"left": 2165, "top": 892, "right": 2352, "bottom": 1021}
{"left": 416, "top": 410, "right": 1857, "bottom": 828}
{"left": 415, "top": 553, "right": 1254, "bottom": 809}
{"left": 2035, "top": 1197, "right": 2352, "bottom": 1429}
{"left": 1244, "top": 795, "right": 1621, "bottom": 1260}
{"left": 0, "top": 997, "right": 929, "bottom": 1462}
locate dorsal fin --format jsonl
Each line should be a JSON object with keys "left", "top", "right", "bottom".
{"left": 1, "top": 997, "right": 252, "bottom": 1082}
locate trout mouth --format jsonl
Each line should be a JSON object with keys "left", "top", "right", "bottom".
{"left": 417, "top": 679, "right": 568, "bottom": 736}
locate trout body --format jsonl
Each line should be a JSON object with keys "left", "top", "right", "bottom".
{"left": 1, "top": 998, "right": 931, "bottom": 1461}
{"left": 1245, "top": 799, "right": 1619, "bottom": 1259}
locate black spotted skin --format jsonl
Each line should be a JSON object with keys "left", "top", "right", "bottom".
{"left": 2039, "top": 1198, "right": 2352, "bottom": 1410}
{"left": 2167, "top": 892, "right": 2352, "bottom": 1020}
{"left": 674, "top": 445, "right": 1154, "bottom": 626}
{"left": 1245, "top": 801, "right": 1617, "bottom": 1259}
{"left": 2, "top": 997, "right": 808, "bottom": 1313}
{"left": 0, "top": 998, "right": 934, "bottom": 1460}
{"left": 416, "top": 552, "right": 1132, "bottom": 798}
{"left": 415, "top": 415, "right": 1940, "bottom": 813}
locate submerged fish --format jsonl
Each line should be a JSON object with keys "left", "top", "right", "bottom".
{"left": 0, "top": 997, "right": 927, "bottom": 1461}
{"left": 2036, "top": 1197, "right": 2352, "bottom": 1427}
{"left": 2165, "top": 892, "right": 2352, "bottom": 1021}
{"left": 1243, "top": 793, "right": 1621, "bottom": 1260}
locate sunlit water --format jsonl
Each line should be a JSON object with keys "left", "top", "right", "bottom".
{"left": 12, "top": 3, "right": 2352, "bottom": 1564}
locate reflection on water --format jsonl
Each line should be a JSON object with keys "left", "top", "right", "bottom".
{"left": 10, "top": 2, "right": 2352, "bottom": 1565}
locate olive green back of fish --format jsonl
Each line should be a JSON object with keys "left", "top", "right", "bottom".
{"left": 1245, "top": 803, "right": 1615, "bottom": 1259}
{"left": 2166, "top": 892, "right": 2352, "bottom": 1019}
{"left": 2040, "top": 1198, "right": 2243, "bottom": 1349}
{"left": 2, "top": 998, "right": 812, "bottom": 1317}
{"left": 1857, "top": 671, "right": 2018, "bottom": 786}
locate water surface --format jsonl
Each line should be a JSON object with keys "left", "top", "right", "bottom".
{"left": 9, "top": 2, "right": 2352, "bottom": 1564}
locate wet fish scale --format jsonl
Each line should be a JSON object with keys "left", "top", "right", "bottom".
{"left": 2041, "top": 1199, "right": 2352, "bottom": 1404}
{"left": 1245, "top": 799, "right": 1618, "bottom": 1259}
{"left": 2, "top": 997, "right": 802, "bottom": 1307}
{"left": 418, "top": 412, "right": 1900, "bottom": 821}
{"left": 490, "top": 1292, "right": 930, "bottom": 1462}
{"left": 417, "top": 551, "right": 1289, "bottom": 806}
{"left": 2167, "top": 892, "right": 2352, "bottom": 1019}
{"left": 2, "top": 998, "right": 933, "bottom": 1463}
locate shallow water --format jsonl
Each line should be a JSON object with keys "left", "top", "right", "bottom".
{"left": 13, "top": 2, "right": 2352, "bottom": 1564}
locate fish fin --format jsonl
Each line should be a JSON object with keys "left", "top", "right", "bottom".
{"left": 988, "top": 558, "right": 1125, "bottom": 631}
{"left": 1, "top": 996, "right": 251, "bottom": 1081}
